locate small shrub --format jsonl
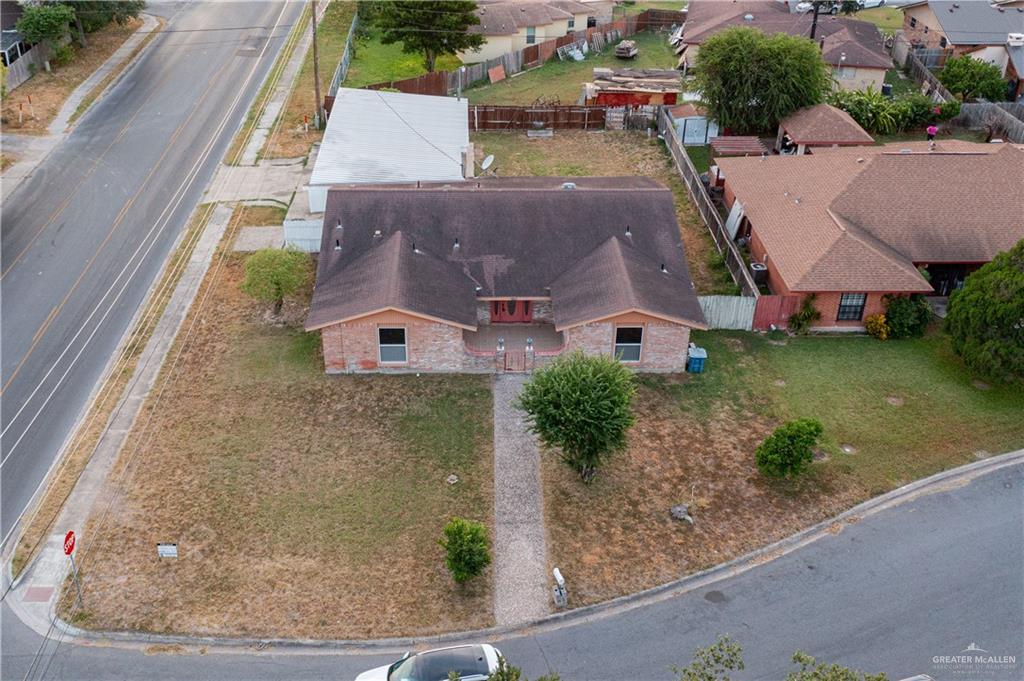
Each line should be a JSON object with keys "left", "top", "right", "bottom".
{"left": 755, "top": 418, "right": 824, "bottom": 478}
{"left": 937, "top": 99, "right": 961, "bottom": 121}
{"left": 241, "top": 248, "right": 310, "bottom": 315}
{"left": 517, "top": 351, "right": 635, "bottom": 482}
{"left": 864, "top": 314, "right": 889, "bottom": 341}
{"left": 439, "top": 517, "right": 491, "bottom": 583}
{"left": 787, "top": 295, "right": 821, "bottom": 335}
{"left": 883, "top": 294, "right": 931, "bottom": 339}
{"left": 673, "top": 634, "right": 745, "bottom": 681}
{"left": 52, "top": 43, "right": 75, "bottom": 67}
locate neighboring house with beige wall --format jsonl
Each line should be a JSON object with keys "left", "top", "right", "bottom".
{"left": 681, "top": 0, "right": 891, "bottom": 92}
{"left": 458, "top": 0, "right": 592, "bottom": 64}
{"left": 305, "top": 177, "right": 707, "bottom": 374}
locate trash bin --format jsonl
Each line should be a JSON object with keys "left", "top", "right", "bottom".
{"left": 686, "top": 346, "right": 707, "bottom": 373}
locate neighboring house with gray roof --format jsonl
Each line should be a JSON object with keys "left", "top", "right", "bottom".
{"left": 681, "top": 0, "right": 892, "bottom": 91}
{"left": 901, "top": 0, "right": 1024, "bottom": 98}
{"left": 717, "top": 142, "right": 1024, "bottom": 330}
{"left": 305, "top": 177, "right": 707, "bottom": 373}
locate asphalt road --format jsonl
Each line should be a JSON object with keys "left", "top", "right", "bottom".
{"left": 2, "top": 463, "right": 1021, "bottom": 680}
{"left": 0, "top": 1, "right": 304, "bottom": 547}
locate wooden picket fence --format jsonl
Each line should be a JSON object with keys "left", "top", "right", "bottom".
{"left": 468, "top": 105, "right": 607, "bottom": 131}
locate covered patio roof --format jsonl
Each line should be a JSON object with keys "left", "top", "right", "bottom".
{"left": 711, "top": 136, "right": 769, "bottom": 158}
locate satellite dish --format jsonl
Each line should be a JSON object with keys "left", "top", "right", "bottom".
{"left": 481, "top": 154, "right": 495, "bottom": 171}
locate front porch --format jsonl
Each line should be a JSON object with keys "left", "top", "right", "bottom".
{"left": 463, "top": 323, "right": 566, "bottom": 355}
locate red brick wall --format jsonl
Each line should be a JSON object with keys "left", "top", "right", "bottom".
{"left": 564, "top": 314, "right": 691, "bottom": 371}
{"left": 320, "top": 313, "right": 467, "bottom": 373}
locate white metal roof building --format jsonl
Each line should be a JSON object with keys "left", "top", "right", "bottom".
{"left": 306, "top": 87, "right": 471, "bottom": 213}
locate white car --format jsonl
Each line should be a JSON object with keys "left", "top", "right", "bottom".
{"left": 355, "top": 644, "right": 503, "bottom": 681}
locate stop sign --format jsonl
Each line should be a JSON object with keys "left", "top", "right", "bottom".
{"left": 63, "top": 531, "right": 75, "bottom": 556}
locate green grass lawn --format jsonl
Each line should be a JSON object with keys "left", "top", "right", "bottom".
{"left": 344, "top": 32, "right": 461, "bottom": 87}
{"left": 884, "top": 68, "right": 918, "bottom": 98}
{"left": 613, "top": 1, "right": 687, "bottom": 17}
{"left": 685, "top": 145, "right": 711, "bottom": 174}
{"left": 678, "top": 330, "right": 1024, "bottom": 494}
{"left": 873, "top": 128, "right": 989, "bottom": 145}
{"left": 857, "top": 7, "right": 903, "bottom": 32}
{"left": 466, "top": 30, "right": 677, "bottom": 105}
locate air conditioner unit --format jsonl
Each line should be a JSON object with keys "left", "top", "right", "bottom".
{"left": 1008, "top": 33, "right": 1024, "bottom": 47}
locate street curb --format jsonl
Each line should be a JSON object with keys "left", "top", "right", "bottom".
{"left": 48, "top": 448, "right": 1024, "bottom": 655}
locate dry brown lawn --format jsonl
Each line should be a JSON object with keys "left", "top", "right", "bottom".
{"left": 1, "top": 18, "right": 142, "bottom": 134}
{"left": 472, "top": 132, "right": 736, "bottom": 295}
{"left": 543, "top": 379, "right": 865, "bottom": 606}
{"left": 263, "top": 2, "right": 355, "bottom": 159}
{"left": 64, "top": 253, "right": 495, "bottom": 639}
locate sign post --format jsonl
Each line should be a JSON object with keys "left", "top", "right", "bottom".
{"left": 64, "top": 531, "right": 84, "bottom": 608}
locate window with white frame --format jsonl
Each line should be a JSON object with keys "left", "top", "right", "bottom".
{"left": 378, "top": 328, "right": 407, "bottom": 363}
{"left": 614, "top": 327, "right": 643, "bottom": 362}
{"left": 526, "top": 26, "right": 536, "bottom": 44}
{"left": 837, "top": 293, "right": 867, "bottom": 321}
{"left": 835, "top": 65, "right": 855, "bottom": 80}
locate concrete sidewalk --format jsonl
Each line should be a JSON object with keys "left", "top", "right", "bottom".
{"left": 1, "top": 13, "right": 160, "bottom": 201}
{"left": 492, "top": 375, "right": 551, "bottom": 626}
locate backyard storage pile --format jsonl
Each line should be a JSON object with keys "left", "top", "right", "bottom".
{"left": 582, "top": 68, "right": 681, "bottom": 106}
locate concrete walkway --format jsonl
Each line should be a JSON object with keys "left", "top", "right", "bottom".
{"left": 492, "top": 374, "right": 550, "bottom": 626}
{"left": 1, "top": 13, "right": 160, "bottom": 201}
{"left": 203, "top": 159, "right": 307, "bottom": 205}
{"left": 6, "top": 203, "right": 234, "bottom": 638}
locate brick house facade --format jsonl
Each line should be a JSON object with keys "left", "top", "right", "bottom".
{"left": 306, "top": 178, "right": 707, "bottom": 374}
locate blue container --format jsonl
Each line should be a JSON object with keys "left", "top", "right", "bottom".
{"left": 686, "top": 346, "right": 707, "bottom": 373}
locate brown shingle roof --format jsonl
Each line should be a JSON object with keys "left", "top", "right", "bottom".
{"left": 717, "top": 143, "right": 1024, "bottom": 293}
{"left": 682, "top": 0, "right": 890, "bottom": 69}
{"left": 307, "top": 178, "right": 705, "bottom": 330}
{"left": 780, "top": 104, "right": 874, "bottom": 146}
{"left": 551, "top": 237, "right": 707, "bottom": 330}
{"left": 472, "top": 1, "right": 583, "bottom": 36}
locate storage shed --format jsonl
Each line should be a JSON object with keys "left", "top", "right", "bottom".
{"left": 305, "top": 88, "right": 472, "bottom": 214}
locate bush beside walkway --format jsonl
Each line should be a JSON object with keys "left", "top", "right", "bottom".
{"left": 544, "top": 330, "right": 1024, "bottom": 606}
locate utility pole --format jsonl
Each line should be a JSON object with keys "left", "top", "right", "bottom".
{"left": 311, "top": 0, "right": 324, "bottom": 128}
{"left": 809, "top": 1, "right": 822, "bottom": 41}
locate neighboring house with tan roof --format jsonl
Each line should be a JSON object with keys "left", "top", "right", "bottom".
{"left": 776, "top": 103, "right": 874, "bottom": 154}
{"left": 305, "top": 177, "right": 707, "bottom": 373}
{"left": 717, "top": 142, "right": 1024, "bottom": 329}
{"left": 680, "top": 0, "right": 891, "bottom": 91}
{"left": 457, "top": 0, "right": 593, "bottom": 64}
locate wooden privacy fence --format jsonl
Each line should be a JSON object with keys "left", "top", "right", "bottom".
{"left": 698, "top": 296, "right": 756, "bottom": 331}
{"left": 752, "top": 295, "right": 801, "bottom": 331}
{"left": 947, "top": 102, "right": 1024, "bottom": 143}
{"left": 358, "top": 8, "right": 685, "bottom": 98}
{"left": 889, "top": 33, "right": 953, "bottom": 103}
{"left": 469, "top": 104, "right": 607, "bottom": 131}
{"left": 657, "top": 108, "right": 759, "bottom": 297}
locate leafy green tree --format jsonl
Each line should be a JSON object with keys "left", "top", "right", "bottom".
{"left": 372, "top": 0, "right": 484, "bottom": 72}
{"left": 785, "top": 651, "right": 888, "bottom": 681}
{"left": 882, "top": 294, "right": 932, "bottom": 339}
{"left": 946, "top": 239, "right": 1024, "bottom": 382}
{"left": 240, "top": 248, "right": 311, "bottom": 315}
{"left": 439, "top": 518, "right": 491, "bottom": 583}
{"left": 16, "top": 3, "right": 76, "bottom": 48}
{"left": 517, "top": 351, "right": 636, "bottom": 482}
{"left": 755, "top": 419, "right": 824, "bottom": 478}
{"left": 694, "top": 27, "right": 831, "bottom": 134}
{"left": 61, "top": 1, "right": 146, "bottom": 47}
{"left": 673, "top": 635, "right": 745, "bottom": 681}
{"left": 939, "top": 55, "right": 1007, "bottom": 102}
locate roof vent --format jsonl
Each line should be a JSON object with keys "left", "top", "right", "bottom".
{"left": 952, "top": 2, "right": 959, "bottom": 7}
{"left": 334, "top": 239, "right": 341, "bottom": 251}
{"left": 660, "top": 263, "right": 668, "bottom": 273}
{"left": 373, "top": 229, "right": 382, "bottom": 238}
{"left": 625, "top": 225, "right": 632, "bottom": 237}
{"left": 856, "top": 157, "right": 865, "bottom": 163}
{"left": 412, "top": 242, "right": 420, "bottom": 254}
{"left": 335, "top": 219, "right": 342, "bottom": 229}
{"left": 743, "top": 13, "right": 754, "bottom": 21}
{"left": 453, "top": 237, "right": 460, "bottom": 249}
{"left": 794, "top": 197, "right": 801, "bottom": 204}
{"left": 561, "top": 181, "right": 577, "bottom": 190}
{"left": 1009, "top": 33, "right": 1024, "bottom": 47}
